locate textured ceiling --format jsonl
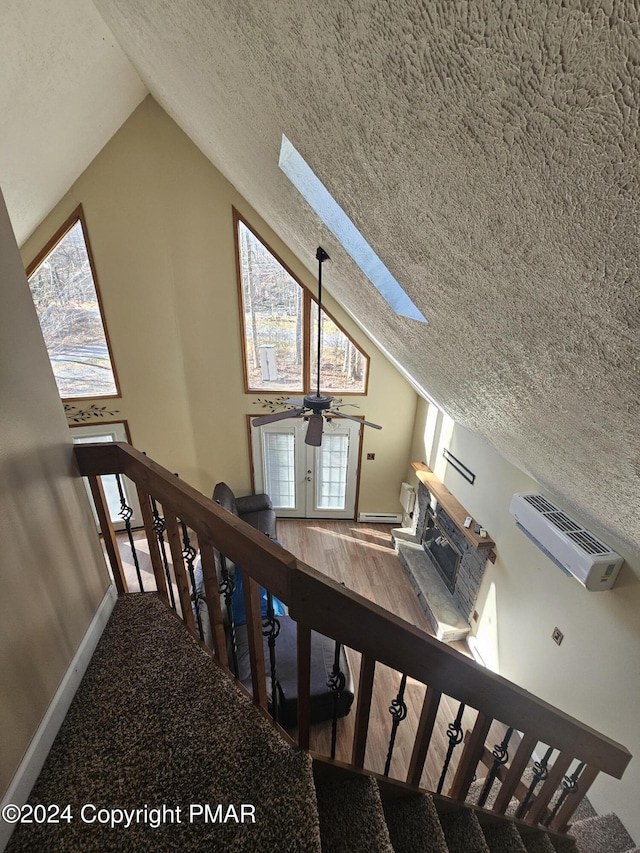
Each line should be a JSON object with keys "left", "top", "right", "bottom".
{"left": 0, "top": 0, "right": 146, "bottom": 245}
{"left": 9, "top": 0, "right": 640, "bottom": 554}
{"left": 92, "top": 0, "right": 640, "bottom": 555}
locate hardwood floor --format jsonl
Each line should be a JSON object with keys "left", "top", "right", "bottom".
{"left": 276, "top": 520, "right": 497, "bottom": 792}
{"left": 110, "top": 519, "right": 505, "bottom": 794}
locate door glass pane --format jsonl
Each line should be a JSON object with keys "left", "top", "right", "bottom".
{"left": 316, "top": 434, "right": 349, "bottom": 510}
{"left": 264, "top": 432, "right": 296, "bottom": 508}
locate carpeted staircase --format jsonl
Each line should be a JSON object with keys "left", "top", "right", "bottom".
{"left": 5, "top": 594, "right": 636, "bottom": 853}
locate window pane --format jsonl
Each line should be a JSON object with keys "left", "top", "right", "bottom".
{"left": 264, "top": 432, "right": 296, "bottom": 508}
{"left": 310, "top": 301, "right": 367, "bottom": 393}
{"left": 27, "top": 219, "right": 118, "bottom": 399}
{"left": 238, "top": 221, "right": 304, "bottom": 391}
{"left": 317, "top": 434, "right": 349, "bottom": 510}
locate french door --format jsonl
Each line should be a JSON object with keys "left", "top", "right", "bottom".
{"left": 251, "top": 417, "right": 361, "bottom": 519}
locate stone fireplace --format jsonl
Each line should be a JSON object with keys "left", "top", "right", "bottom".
{"left": 421, "top": 505, "right": 463, "bottom": 593}
{"left": 393, "top": 472, "right": 493, "bottom": 642}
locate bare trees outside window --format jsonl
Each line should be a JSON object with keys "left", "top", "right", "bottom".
{"left": 235, "top": 212, "right": 368, "bottom": 394}
{"left": 27, "top": 207, "right": 119, "bottom": 400}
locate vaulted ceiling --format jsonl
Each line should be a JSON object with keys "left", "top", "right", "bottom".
{"left": 2, "top": 1, "right": 638, "bottom": 554}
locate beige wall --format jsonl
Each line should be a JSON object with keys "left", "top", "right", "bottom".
{"left": 409, "top": 397, "right": 640, "bottom": 842}
{"left": 21, "top": 97, "right": 417, "bottom": 515}
{"left": 0, "top": 190, "right": 110, "bottom": 796}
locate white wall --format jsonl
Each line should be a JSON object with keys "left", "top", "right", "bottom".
{"left": 409, "top": 397, "right": 639, "bottom": 842}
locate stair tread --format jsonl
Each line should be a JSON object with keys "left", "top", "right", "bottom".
{"left": 482, "top": 821, "right": 528, "bottom": 853}
{"left": 439, "top": 809, "right": 490, "bottom": 853}
{"left": 569, "top": 812, "right": 636, "bottom": 853}
{"left": 518, "top": 829, "right": 557, "bottom": 853}
{"left": 315, "top": 775, "right": 393, "bottom": 853}
{"left": 382, "top": 794, "right": 448, "bottom": 853}
{"left": 6, "top": 594, "right": 321, "bottom": 853}
{"left": 468, "top": 769, "right": 597, "bottom": 823}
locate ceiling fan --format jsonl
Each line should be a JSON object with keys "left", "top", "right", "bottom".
{"left": 252, "top": 246, "right": 382, "bottom": 446}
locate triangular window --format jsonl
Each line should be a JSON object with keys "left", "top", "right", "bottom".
{"left": 26, "top": 206, "right": 119, "bottom": 400}
{"left": 235, "top": 211, "right": 368, "bottom": 394}
{"left": 309, "top": 301, "right": 367, "bottom": 393}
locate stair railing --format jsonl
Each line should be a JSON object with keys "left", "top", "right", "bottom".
{"left": 75, "top": 442, "right": 631, "bottom": 836}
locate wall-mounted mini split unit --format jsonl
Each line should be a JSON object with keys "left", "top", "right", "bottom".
{"left": 509, "top": 494, "right": 623, "bottom": 591}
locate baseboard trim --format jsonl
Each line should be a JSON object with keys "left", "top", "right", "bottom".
{"left": 0, "top": 585, "right": 117, "bottom": 851}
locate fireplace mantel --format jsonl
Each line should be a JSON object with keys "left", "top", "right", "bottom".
{"left": 411, "top": 462, "right": 494, "bottom": 550}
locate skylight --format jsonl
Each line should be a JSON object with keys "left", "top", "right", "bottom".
{"left": 278, "top": 135, "right": 427, "bottom": 323}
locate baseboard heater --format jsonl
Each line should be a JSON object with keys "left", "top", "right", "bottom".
{"left": 358, "top": 512, "right": 403, "bottom": 523}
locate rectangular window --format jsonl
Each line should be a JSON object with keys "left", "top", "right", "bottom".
{"left": 26, "top": 206, "right": 119, "bottom": 400}
{"left": 70, "top": 421, "right": 141, "bottom": 531}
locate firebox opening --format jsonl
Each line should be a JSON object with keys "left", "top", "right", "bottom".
{"left": 422, "top": 509, "right": 463, "bottom": 593}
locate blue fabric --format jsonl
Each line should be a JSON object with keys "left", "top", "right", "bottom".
{"left": 230, "top": 570, "right": 286, "bottom": 627}
{"left": 192, "top": 541, "right": 286, "bottom": 628}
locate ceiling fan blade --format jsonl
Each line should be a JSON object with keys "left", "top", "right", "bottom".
{"left": 282, "top": 398, "right": 305, "bottom": 406}
{"left": 305, "top": 413, "right": 324, "bottom": 446}
{"left": 252, "top": 407, "right": 306, "bottom": 426}
{"left": 328, "top": 410, "right": 382, "bottom": 430}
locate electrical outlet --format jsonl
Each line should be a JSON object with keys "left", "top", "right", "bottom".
{"left": 552, "top": 627, "right": 564, "bottom": 646}
{"left": 472, "top": 610, "right": 479, "bottom": 623}
{"left": 367, "top": 453, "right": 375, "bottom": 460}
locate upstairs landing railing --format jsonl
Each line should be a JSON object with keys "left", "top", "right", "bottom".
{"left": 75, "top": 442, "right": 632, "bottom": 837}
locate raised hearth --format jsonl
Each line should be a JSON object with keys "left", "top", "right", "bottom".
{"left": 394, "top": 531, "right": 471, "bottom": 642}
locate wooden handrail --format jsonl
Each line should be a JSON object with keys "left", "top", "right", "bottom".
{"left": 75, "top": 442, "right": 632, "bottom": 783}
{"left": 75, "top": 442, "right": 295, "bottom": 602}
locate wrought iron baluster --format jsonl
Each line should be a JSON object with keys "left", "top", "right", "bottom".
{"left": 327, "top": 639, "right": 346, "bottom": 759}
{"left": 262, "top": 591, "right": 281, "bottom": 723}
{"left": 383, "top": 673, "right": 408, "bottom": 777}
{"left": 115, "top": 473, "right": 144, "bottom": 591}
{"left": 180, "top": 520, "right": 204, "bottom": 641}
{"left": 544, "top": 762, "right": 585, "bottom": 827}
{"left": 477, "top": 726, "right": 514, "bottom": 808}
{"left": 437, "top": 702, "right": 466, "bottom": 794}
{"left": 516, "top": 746, "right": 553, "bottom": 819}
{"left": 150, "top": 497, "right": 176, "bottom": 610}
{"left": 218, "top": 555, "right": 238, "bottom": 677}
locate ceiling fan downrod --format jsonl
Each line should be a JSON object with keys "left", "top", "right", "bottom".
{"left": 315, "top": 246, "right": 330, "bottom": 401}
{"left": 251, "top": 243, "right": 382, "bottom": 446}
